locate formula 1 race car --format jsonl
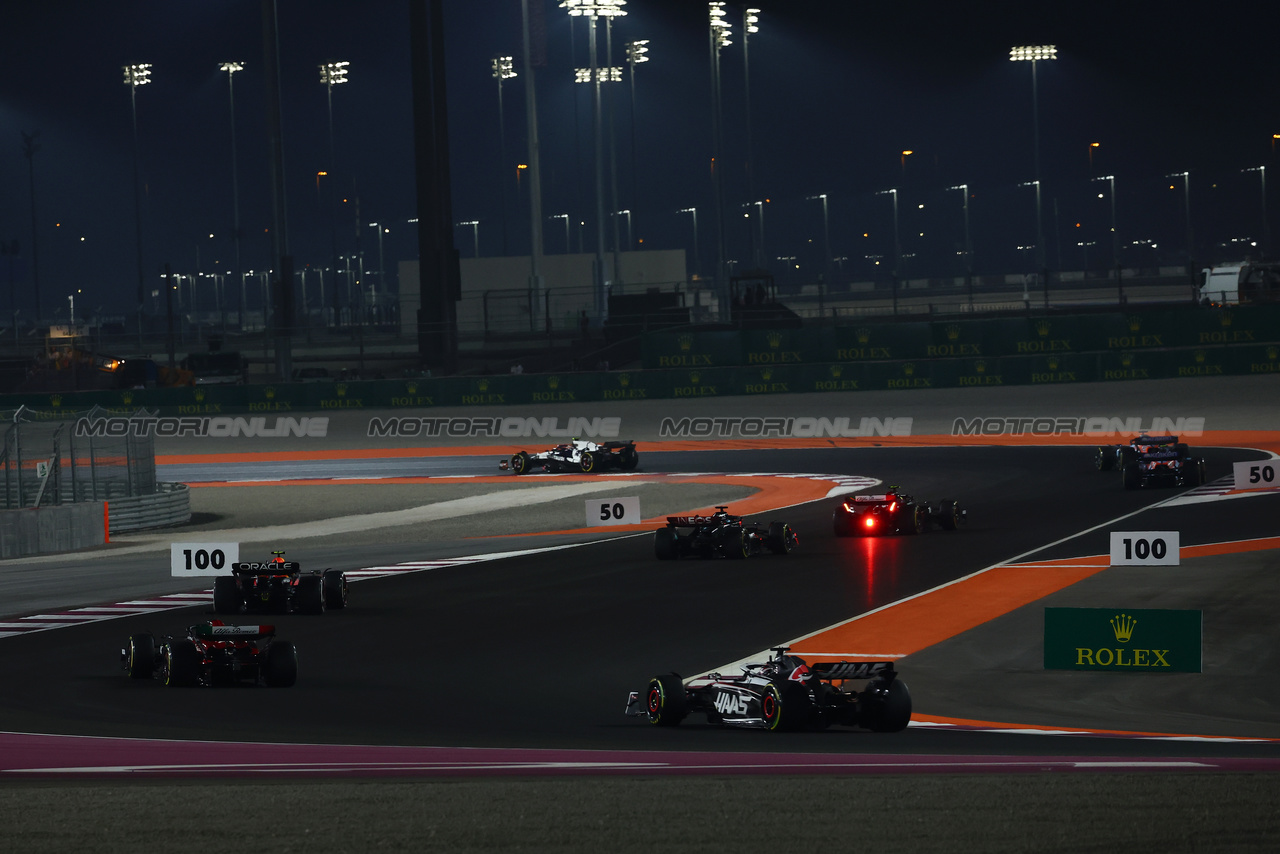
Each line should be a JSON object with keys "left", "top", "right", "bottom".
{"left": 1094, "top": 434, "right": 1207, "bottom": 489}
{"left": 121, "top": 621, "right": 297, "bottom": 688}
{"left": 499, "top": 438, "right": 639, "bottom": 474}
{"left": 832, "top": 489, "right": 965, "bottom": 536}
{"left": 653, "top": 506, "right": 798, "bottom": 559}
{"left": 212, "top": 551, "right": 347, "bottom": 616}
{"left": 626, "top": 647, "right": 911, "bottom": 732}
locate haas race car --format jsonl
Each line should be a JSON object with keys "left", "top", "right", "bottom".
{"left": 213, "top": 551, "right": 348, "bottom": 616}
{"left": 500, "top": 438, "right": 638, "bottom": 474}
{"left": 654, "top": 506, "right": 798, "bottom": 559}
{"left": 833, "top": 489, "right": 965, "bottom": 536}
{"left": 122, "top": 621, "right": 297, "bottom": 687}
{"left": 1094, "top": 434, "right": 1208, "bottom": 489}
{"left": 627, "top": 647, "right": 911, "bottom": 732}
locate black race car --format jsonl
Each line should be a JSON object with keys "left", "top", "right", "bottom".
{"left": 213, "top": 551, "right": 347, "bottom": 615}
{"left": 626, "top": 647, "right": 911, "bottom": 732}
{"left": 1094, "top": 434, "right": 1207, "bottom": 489}
{"left": 500, "top": 438, "right": 639, "bottom": 474}
{"left": 833, "top": 489, "right": 965, "bottom": 536}
{"left": 654, "top": 506, "right": 797, "bottom": 559}
{"left": 122, "top": 621, "right": 297, "bottom": 688}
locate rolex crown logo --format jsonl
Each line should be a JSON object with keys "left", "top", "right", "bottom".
{"left": 50, "top": 395, "right": 62, "bottom": 407}
{"left": 619, "top": 373, "right": 631, "bottom": 387}
{"left": 406, "top": 382, "right": 418, "bottom": 394}
{"left": 903, "top": 363, "right": 915, "bottom": 376}
{"left": 689, "top": 371, "right": 700, "bottom": 384}
{"left": 477, "top": 379, "right": 489, "bottom": 392}
{"left": 766, "top": 331, "right": 783, "bottom": 349}
{"left": 678, "top": 334, "right": 693, "bottom": 352}
{"left": 548, "top": 376, "right": 560, "bottom": 389}
{"left": 121, "top": 392, "right": 133, "bottom": 405}
{"left": 1110, "top": 613, "right": 1136, "bottom": 643}
{"left": 856, "top": 327, "right": 871, "bottom": 344}
{"left": 1035, "top": 320, "right": 1051, "bottom": 337}
{"left": 335, "top": 384, "right": 348, "bottom": 397}
{"left": 194, "top": 388, "right": 206, "bottom": 402}
{"left": 1194, "top": 350, "right": 1206, "bottom": 364}
{"left": 1268, "top": 346, "right": 1278, "bottom": 360}
{"left": 760, "top": 367, "right": 772, "bottom": 381}
{"left": 1127, "top": 315, "right": 1142, "bottom": 332}
{"left": 829, "top": 364, "right": 843, "bottom": 378}
{"left": 1121, "top": 352, "right": 1133, "bottom": 367}
{"left": 265, "top": 386, "right": 276, "bottom": 399}
{"left": 1220, "top": 311, "right": 1233, "bottom": 327}
{"left": 1047, "top": 356, "right": 1060, "bottom": 371}
{"left": 946, "top": 324, "right": 960, "bottom": 341}
{"left": 975, "top": 360, "right": 987, "bottom": 374}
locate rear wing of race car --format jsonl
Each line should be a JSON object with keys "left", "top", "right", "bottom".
{"left": 810, "top": 660, "right": 898, "bottom": 682}
{"left": 232, "top": 561, "right": 300, "bottom": 575}
{"left": 193, "top": 623, "right": 276, "bottom": 640}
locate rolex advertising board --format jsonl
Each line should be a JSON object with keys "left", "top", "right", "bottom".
{"left": 1043, "top": 607, "right": 1202, "bottom": 672}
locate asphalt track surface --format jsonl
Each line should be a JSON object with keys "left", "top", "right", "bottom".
{"left": 4, "top": 379, "right": 1280, "bottom": 851}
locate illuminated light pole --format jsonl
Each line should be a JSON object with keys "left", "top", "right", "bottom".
{"left": 367, "top": 222, "right": 387, "bottom": 314}
{"left": 612, "top": 209, "right": 633, "bottom": 252}
{"left": 562, "top": 0, "right": 626, "bottom": 330}
{"left": 625, "top": 39, "right": 649, "bottom": 231}
{"left": 456, "top": 221, "right": 480, "bottom": 258}
{"left": 679, "top": 207, "right": 700, "bottom": 278}
{"left": 742, "top": 7, "right": 760, "bottom": 267}
{"left": 1018, "top": 180, "right": 1048, "bottom": 305}
{"left": 1167, "top": 171, "right": 1194, "bottom": 288}
{"left": 806, "top": 193, "right": 830, "bottom": 314}
{"left": 708, "top": 2, "right": 732, "bottom": 316}
{"left": 319, "top": 60, "right": 349, "bottom": 325}
{"left": 123, "top": 62, "right": 152, "bottom": 342}
{"left": 219, "top": 61, "right": 244, "bottom": 329}
{"left": 549, "top": 214, "right": 571, "bottom": 253}
{"left": 491, "top": 56, "right": 516, "bottom": 256}
{"left": 1088, "top": 141, "right": 1100, "bottom": 173}
{"left": 1092, "top": 174, "right": 1121, "bottom": 298}
{"left": 742, "top": 200, "right": 766, "bottom": 270}
{"left": 1010, "top": 45, "right": 1056, "bottom": 297}
{"left": 1243, "top": 166, "right": 1269, "bottom": 256}
{"left": 947, "top": 184, "right": 973, "bottom": 309}
{"left": 876, "top": 188, "right": 900, "bottom": 314}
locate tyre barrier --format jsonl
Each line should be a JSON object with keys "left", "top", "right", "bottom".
{"left": 106, "top": 482, "right": 192, "bottom": 535}
{"left": 0, "top": 501, "right": 108, "bottom": 559}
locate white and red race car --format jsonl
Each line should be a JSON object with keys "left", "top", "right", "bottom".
{"left": 500, "top": 439, "right": 638, "bottom": 474}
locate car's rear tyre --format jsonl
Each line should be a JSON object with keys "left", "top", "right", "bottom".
{"left": 937, "top": 500, "right": 963, "bottom": 531}
{"left": 1122, "top": 463, "right": 1141, "bottom": 490}
{"left": 721, "top": 526, "right": 749, "bottom": 559}
{"left": 126, "top": 633, "right": 155, "bottom": 679}
{"left": 579, "top": 452, "right": 596, "bottom": 473}
{"left": 762, "top": 681, "right": 810, "bottom": 732}
{"left": 1180, "top": 459, "right": 1204, "bottom": 488}
{"left": 644, "top": 673, "right": 687, "bottom": 726}
{"left": 766, "top": 522, "right": 798, "bottom": 555}
{"left": 654, "top": 527, "right": 679, "bottom": 560}
{"left": 510, "top": 451, "right": 530, "bottom": 475}
{"left": 322, "top": 569, "right": 348, "bottom": 610}
{"left": 1118, "top": 447, "right": 1137, "bottom": 469}
{"left": 1176, "top": 443, "right": 1190, "bottom": 460}
{"left": 264, "top": 641, "right": 298, "bottom": 687}
{"left": 212, "top": 576, "right": 240, "bottom": 615}
{"left": 861, "top": 678, "right": 912, "bottom": 732}
{"left": 296, "top": 575, "right": 325, "bottom": 615}
{"left": 163, "top": 640, "right": 200, "bottom": 687}
{"left": 902, "top": 505, "right": 925, "bottom": 535}
{"left": 1095, "top": 447, "right": 1115, "bottom": 471}
{"left": 620, "top": 445, "right": 639, "bottom": 470}
{"left": 832, "top": 510, "right": 853, "bottom": 537}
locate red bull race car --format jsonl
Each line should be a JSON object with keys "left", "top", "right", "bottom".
{"left": 833, "top": 489, "right": 965, "bottom": 536}
{"left": 1094, "top": 434, "right": 1207, "bottom": 489}
{"left": 121, "top": 621, "right": 297, "bottom": 688}
{"left": 626, "top": 647, "right": 911, "bottom": 732}
{"left": 654, "top": 506, "right": 798, "bottom": 559}
{"left": 213, "top": 551, "right": 348, "bottom": 615}
{"left": 500, "top": 438, "right": 639, "bottom": 474}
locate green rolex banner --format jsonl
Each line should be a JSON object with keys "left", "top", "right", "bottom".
{"left": 1044, "top": 607, "right": 1202, "bottom": 672}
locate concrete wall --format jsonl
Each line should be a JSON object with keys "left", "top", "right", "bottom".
{"left": 0, "top": 502, "right": 107, "bottom": 559}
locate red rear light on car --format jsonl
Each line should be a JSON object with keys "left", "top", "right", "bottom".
{"left": 888, "top": 501, "right": 897, "bottom": 512}
{"left": 864, "top": 516, "right": 876, "bottom": 529}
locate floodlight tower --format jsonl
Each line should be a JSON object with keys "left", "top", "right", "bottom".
{"left": 319, "top": 60, "right": 349, "bottom": 323}
{"left": 492, "top": 56, "right": 516, "bottom": 255}
{"left": 708, "top": 2, "right": 732, "bottom": 316}
{"left": 625, "top": 39, "right": 649, "bottom": 231}
{"left": 220, "top": 61, "right": 244, "bottom": 328}
{"left": 1010, "top": 45, "right": 1056, "bottom": 294}
{"left": 123, "top": 62, "right": 152, "bottom": 341}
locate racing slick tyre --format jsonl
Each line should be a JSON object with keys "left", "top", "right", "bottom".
{"left": 264, "top": 641, "right": 298, "bottom": 688}
{"left": 579, "top": 451, "right": 597, "bottom": 473}
{"left": 860, "top": 678, "right": 912, "bottom": 733}
{"left": 296, "top": 575, "right": 326, "bottom": 615}
{"left": 832, "top": 512, "right": 854, "bottom": 537}
{"left": 126, "top": 633, "right": 156, "bottom": 679}
{"left": 163, "top": 640, "right": 201, "bottom": 687}
{"left": 212, "top": 576, "right": 241, "bottom": 615}
{"left": 654, "top": 527, "right": 679, "bottom": 560}
{"left": 1179, "top": 459, "right": 1206, "bottom": 488}
{"left": 1176, "top": 443, "right": 1190, "bottom": 460}
{"left": 1122, "top": 463, "right": 1142, "bottom": 490}
{"left": 762, "top": 681, "right": 810, "bottom": 732}
{"left": 902, "top": 505, "right": 926, "bottom": 535}
{"left": 510, "top": 451, "right": 530, "bottom": 475}
{"left": 721, "top": 527, "right": 750, "bottom": 559}
{"left": 937, "top": 500, "right": 963, "bottom": 531}
{"left": 766, "top": 522, "right": 798, "bottom": 555}
{"left": 323, "top": 569, "right": 348, "bottom": 610}
{"left": 1118, "top": 447, "right": 1137, "bottom": 469}
{"left": 644, "top": 674, "right": 687, "bottom": 726}
{"left": 1095, "top": 446, "right": 1115, "bottom": 471}
{"left": 620, "top": 445, "right": 639, "bottom": 471}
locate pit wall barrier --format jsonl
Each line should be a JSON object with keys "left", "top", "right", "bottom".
{"left": 0, "top": 501, "right": 107, "bottom": 559}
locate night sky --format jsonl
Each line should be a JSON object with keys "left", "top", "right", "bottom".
{"left": 0, "top": 0, "right": 1276, "bottom": 321}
